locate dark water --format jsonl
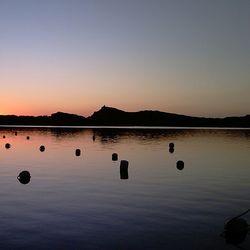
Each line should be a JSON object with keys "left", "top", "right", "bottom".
{"left": 0, "top": 127, "right": 250, "bottom": 250}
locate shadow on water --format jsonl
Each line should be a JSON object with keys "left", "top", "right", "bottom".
{"left": 92, "top": 128, "right": 199, "bottom": 145}
{"left": 1, "top": 127, "right": 250, "bottom": 146}
{"left": 49, "top": 128, "right": 86, "bottom": 138}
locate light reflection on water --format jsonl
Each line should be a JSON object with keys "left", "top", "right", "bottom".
{"left": 0, "top": 127, "right": 250, "bottom": 249}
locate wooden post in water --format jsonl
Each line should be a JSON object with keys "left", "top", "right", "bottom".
{"left": 120, "top": 160, "right": 129, "bottom": 179}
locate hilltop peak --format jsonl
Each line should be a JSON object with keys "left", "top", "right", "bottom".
{"left": 99, "top": 105, "right": 125, "bottom": 112}
{"left": 90, "top": 106, "right": 126, "bottom": 117}
{"left": 51, "top": 112, "right": 84, "bottom": 118}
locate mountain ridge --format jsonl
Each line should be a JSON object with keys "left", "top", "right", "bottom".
{"left": 0, "top": 106, "right": 249, "bottom": 127}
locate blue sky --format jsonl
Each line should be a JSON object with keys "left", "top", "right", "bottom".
{"left": 0, "top": 0, "right": 249, "bottom": 117}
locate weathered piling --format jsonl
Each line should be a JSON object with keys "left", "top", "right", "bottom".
{"left": 40, "top": 145, "right": 45, "bottom": 152}
{"left": 120, "top": 160, "right": 129, "bottom": 179}
{"left": 5, "top": 143, "right": 11, "bottom": 149}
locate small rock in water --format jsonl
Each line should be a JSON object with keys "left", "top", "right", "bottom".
{"left": 40, "top": 145, "right": 45, "bottom": 152}
{"left": 75, "top": 149, "right": 81, "bottom": 156}
{"left": 112, "top": 153, "right": 118, "bottom": 161}
{"left": 225, "top": 218, "right": 248, "bottom": 245}
{"left": 176, "top": 160, "right": 184, "bottom": 170}
{"left": 17, "top": 170, "right": 31, "bottom": 184}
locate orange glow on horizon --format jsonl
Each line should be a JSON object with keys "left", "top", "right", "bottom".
{"left": 1, "top": 105, "right": 96, "bottom": 117}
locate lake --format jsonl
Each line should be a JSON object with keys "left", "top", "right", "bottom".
{"left": 0, "top": 127, "right": 250, "bottom": 249}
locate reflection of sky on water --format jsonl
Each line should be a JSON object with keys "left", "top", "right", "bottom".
{"left": 0, "top": 127, "right": 250, "bottom": 249}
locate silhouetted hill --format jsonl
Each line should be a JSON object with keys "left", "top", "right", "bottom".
{"left": 88, "top": 106, "right": 193, "bottom": 126}
{"left": 0, "top": 112, "right": 86, "bottom": 126}
{"left": 0, "top": 106, "right": 249, "bottom": 127}
{"left": 88, "top": 106, "right": 250, "bottom": 127}
{"left": 50, "top": 112, "right": 86, "bottom": 125}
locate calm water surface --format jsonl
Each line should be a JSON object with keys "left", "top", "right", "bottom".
{"left": 0, "top": 127, "right": 250, "bottom": 250}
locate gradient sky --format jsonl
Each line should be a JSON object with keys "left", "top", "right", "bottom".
{"left": 0, "top": 0, "right": 249, "bottom": 117}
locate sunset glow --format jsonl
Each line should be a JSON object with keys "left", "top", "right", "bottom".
{"left": 1, "top": 0, "right": 249, "bottom": 117}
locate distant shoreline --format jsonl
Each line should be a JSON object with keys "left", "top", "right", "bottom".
{"left": 0, "top": 125, "right": 250, "bottom": 130}
{"left": 0, "top": 106, "right": 249, "bottom": 128}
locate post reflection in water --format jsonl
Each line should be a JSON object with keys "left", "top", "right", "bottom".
{"left": 169, "top": 142, "right": 175, "bottom": 154}
{"left": 169, "top": 147, "right": 174, "bottom": 153}
{"left": 0, "top": 127, "right": 250, "bottom": 250}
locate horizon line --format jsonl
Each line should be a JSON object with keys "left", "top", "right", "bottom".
{"left": 1, "top": 106, "right": 249, "bottom": 120}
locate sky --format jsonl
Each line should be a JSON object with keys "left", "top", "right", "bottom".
{"left": 0, "top": 0, "right": 249, "bottom": 117}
